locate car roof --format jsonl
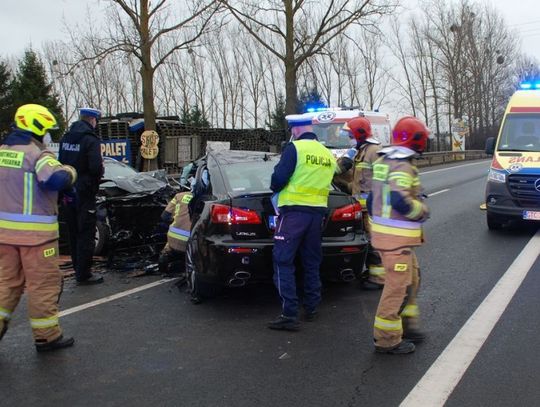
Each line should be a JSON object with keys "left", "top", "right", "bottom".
{"left": 208, "top": 150, "right": 280, "bottom": 166}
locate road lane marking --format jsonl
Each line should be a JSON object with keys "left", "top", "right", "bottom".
{"left": 421, "top": 160, "right": 489, "bottom": 175}
{"left": 428, "top": 188, "right": 450, "bottom": 197}
{"left": 59, "top": 278, "right": 179, "bottom": 318}
{"left": 400, "top": 230, "right": 540, "bottom": 407}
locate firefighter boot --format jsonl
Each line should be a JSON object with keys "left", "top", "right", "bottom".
{"left": 35, "top": 335, "right": 75, "bottom": 352}
{"left": 0, "top": 321, "right": 8, "bottom": 341}
{"left": 375, "top": 340, "right": 415, "bottom": 354}
{"left": 402, "top": 318, "right": 425, "bottom": 343}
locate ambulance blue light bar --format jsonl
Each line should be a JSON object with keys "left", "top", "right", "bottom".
{"left": 305, "top": 106, "right": 342, "bottom": 113}
{"left": 519, "top": 82, "right": 540, "bottom": 90}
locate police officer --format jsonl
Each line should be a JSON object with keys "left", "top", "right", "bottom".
{"left": 59, "top": 108, "right": 104, "bottom": 285}
{"left": 0, "top": 104, "right": 77, "bottom": 351}
{"left": 268, "top": 119, "right": 349, "bottom": 331}
{"left": 157, "top": 185, "right": 193, "bottom": 276}
{"left": 340, "top": 117, "right": 385, "bottom": 290}
{"left": 367, "top": 116, "right": 430, "bottom": 354}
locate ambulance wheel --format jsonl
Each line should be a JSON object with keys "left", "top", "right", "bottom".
{"left": 94, "top": 221, "right": 109, "bottom": 255}
{"left": 487, "top": 212, "right": 504, "bottom": 230}
{"left": 185, "top": 240, "right": 221, "bottom": 303}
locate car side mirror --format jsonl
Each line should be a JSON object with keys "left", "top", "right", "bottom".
{"left": 485, "top": 137, "right": 495, "bottom": 156}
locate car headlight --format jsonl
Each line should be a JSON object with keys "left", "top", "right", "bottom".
{"left": 488, "top": 169, "right": 506, "bottom": 183}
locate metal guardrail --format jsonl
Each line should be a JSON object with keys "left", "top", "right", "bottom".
{"left": 416, "top": 150, "right": 489, "bottom": 167}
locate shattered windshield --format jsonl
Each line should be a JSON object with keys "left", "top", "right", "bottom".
{"left": 104, "top": 159, "right": 138, "bottom": 179}
{"left": 498, "top": 113, "right": 540, "bottom": 152}
{"left": 312, "top": 123, "right": 350, "bottom": 149}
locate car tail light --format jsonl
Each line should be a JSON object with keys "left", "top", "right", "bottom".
{"left": 211, "top": 204, "right": 262, "bottom": 225}
{"left": 340, "top": 246, "right": 362, "bottom": 253}
{"left": 331, "top": 202, "right": 362, "bottom": 222}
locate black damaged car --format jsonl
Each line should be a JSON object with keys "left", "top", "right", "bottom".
{"left": 185, "top": 150, "right": 369, "bottom": 300}
{"left": 59, "top": 157, "right": 176, "bottom": 255}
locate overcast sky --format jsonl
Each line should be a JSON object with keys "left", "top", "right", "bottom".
{"left": 1, "top": 0, "right": 540, "bottom": 60}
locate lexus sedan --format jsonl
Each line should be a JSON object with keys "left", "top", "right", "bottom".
{"left": 185, "top": 150, "right": 369, "bottom": 301}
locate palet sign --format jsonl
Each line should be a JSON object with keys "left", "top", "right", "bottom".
{"left": 100, "top": 139, "right": 132, "bottom": 165}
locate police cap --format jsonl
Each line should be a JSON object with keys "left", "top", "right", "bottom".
{"left": 79, "top": 107, "right": 102, "bottom": 119}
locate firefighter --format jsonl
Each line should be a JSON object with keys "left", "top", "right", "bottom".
{"left": 268, "top": 119, "right": 351, "bottom": 331}
{"left": 339, "top": 117, "right": 385, "bottom": 290}
{"left": 157, "top": 182, "right": 193, "bottom": 276}
{"left": 367, "top": 116, "right": 430, "bottom": 354}
{"left": 59, "top": 107, "right": 104, "bottom": 285}
{"left": 0, "top": 104, "right": 77, "bottom": 352}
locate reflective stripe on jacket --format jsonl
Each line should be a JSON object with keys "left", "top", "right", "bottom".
{"left": 277, "top": 140, "right": 336, "bottom": 208}
{"left": 165, "top": 192, "right": 192, "bottom": 252}
{"left": 0, "top": 138, "right": 68, "bottom": 246}
{"left": 352, "top": 142, "right": 381, "bottom": 197}
{"left": 369, "top": 156, "right": 427, "bottom": 250}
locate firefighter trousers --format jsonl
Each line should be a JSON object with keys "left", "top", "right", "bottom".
{"left": 0, "top": 241, "right": 63, "bottom": 342}
{"left": 363, "top": 213, "right": 385, "bottom": 285}
{"left": 373, "top": 248, "right": 420, "bottom": 348}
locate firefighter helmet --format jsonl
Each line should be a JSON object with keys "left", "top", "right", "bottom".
{"left": 392, "top": 116, "right": 430, "bottom": 153}
{"left": 14, "top": 104, "right": 58, "bottom": 137}
{"left": 343, "top": 117, "right": 372, "bottom": 144}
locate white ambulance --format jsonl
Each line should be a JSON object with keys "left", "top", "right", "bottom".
{"left": 286, "top": 108, "right": 392, "bottom": 157}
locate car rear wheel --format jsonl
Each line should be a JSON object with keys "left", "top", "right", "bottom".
{"left": 185, "top": 239, "right": 222, "bottom": 303}
{"left": 94, "top": 221, "right": 109, "bottom": 255}
{"left": 487, "top": 212, "right": 504, "bottom": 230}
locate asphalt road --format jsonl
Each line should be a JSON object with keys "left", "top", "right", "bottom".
{"left": 2, "top": 158, "right": 540, "bottom": 407}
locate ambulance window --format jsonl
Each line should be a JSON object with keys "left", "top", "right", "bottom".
{"left": 499, "top": 114, "right": 540, "bottom": 152}
{"left": 313, "top": 123, "right": 350, "bottom": 149}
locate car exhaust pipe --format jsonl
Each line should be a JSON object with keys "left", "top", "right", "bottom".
{"left": 340, "top": 268, "right": 356, "bottom": 282}
{"left": 228, "top": 278, "right": 246, "bottom": 287}
{"left": 234, "top": 271, "right": 251, "bottom": 280}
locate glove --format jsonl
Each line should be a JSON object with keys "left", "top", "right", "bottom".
{"left": 61, "top": 187, "right": 77, "bottom": 207}
{"left": 339, "top": 157, "right": 354, "bottom": 172}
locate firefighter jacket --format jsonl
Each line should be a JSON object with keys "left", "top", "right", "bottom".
{"left": 275, "top": 138, "right": 336, "bottom": 209}
{"left": 58, "top": 120, "right": 103, "bottom": 197}
{"left": 164, "top": 191, "right": 193, "bottom": 252}
{"left": 0, "top": 130, "right": 76, "bottom": 246}
{"left": 352, "top": 141, "right": 382, "bottom": 199}
{"left": 367, "top": 146, "right": 429, "bottom": 251}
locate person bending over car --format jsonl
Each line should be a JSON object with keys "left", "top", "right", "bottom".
{"left": 157, "top": 185, "right": 193, "bottom": 276}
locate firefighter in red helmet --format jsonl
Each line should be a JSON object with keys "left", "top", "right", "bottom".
{"left": 340, "top": 117, "right": 385, "bottom": 289}
{"left": 367, "top": 116, "right": 430, "bottom": 354}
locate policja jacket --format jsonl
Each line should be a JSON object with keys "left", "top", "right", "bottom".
{"left": 58, "top": 120, "right": 103, "bottom": 197}
{"left": 0, "top": 130, "right": 77, "bottom": 246}
{"left": 367, "top": 146, "right": 429, "bottom": 251}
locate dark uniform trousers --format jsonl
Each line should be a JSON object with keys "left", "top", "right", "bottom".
{"left": 273, "top": 211, "right": 324, "bottom": 318}
{"left": 65, "top": 191, "right": 97, "bottom": 281}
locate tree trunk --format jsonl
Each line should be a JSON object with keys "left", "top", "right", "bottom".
{"left": 284, "top": 0, "right": 297, "bottom": 115}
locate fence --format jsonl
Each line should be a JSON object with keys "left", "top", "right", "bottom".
{"left": 416, "top": 150, "right": 489, "bottom": 167}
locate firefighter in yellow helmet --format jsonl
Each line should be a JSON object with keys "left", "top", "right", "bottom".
{"left": 0, "top": 104, "right": 77, "bottom": 352}
{"left": 368, "top": 116, "right": 430, "bottom": 354}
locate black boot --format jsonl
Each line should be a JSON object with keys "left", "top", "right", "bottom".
{"left": 361, "top": 280, "right": 384, "bottom": 291}
{"left": 77, "top": 272, "right": 104, "bottom": 285}
{"left": 267, "top": 315, "right": 300, "bottom": 331}
{"left": 35, "top": 335, "right": 75, "bottom": 352}
{"left": 375, "top": 340, "right": 415, "bottom": 354}
{"left": 0, "top": 321, "right": 8, "bottom": 341}
{"left": 403, "top": 328, "right": 426, "bottom": 343}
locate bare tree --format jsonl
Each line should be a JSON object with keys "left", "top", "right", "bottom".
{"left": 218, "top": 0, "right": 397, "bottom": 115}
{"left": 67, "top": 0, "right": 220, "bottom": 131}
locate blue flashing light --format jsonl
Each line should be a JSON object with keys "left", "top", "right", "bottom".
{"left": 535, "top": 83, "right": 540, "bottom": 89}
{"left": 520, "top": 82, "right": 532, "bottom": 89}
{"left": 306, "top": 107, "right": 316, "bottom": 112}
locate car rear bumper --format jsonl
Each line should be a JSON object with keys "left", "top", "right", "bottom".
{"left": 199, "top": 233, "right": 369, "bottom": 286}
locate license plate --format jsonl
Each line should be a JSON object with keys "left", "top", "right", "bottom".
{"left": 268, "top": 215, "right": 278, "bottom": 229}
{"left": 523, "top": 211, "right": 540, "bottom": 220}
